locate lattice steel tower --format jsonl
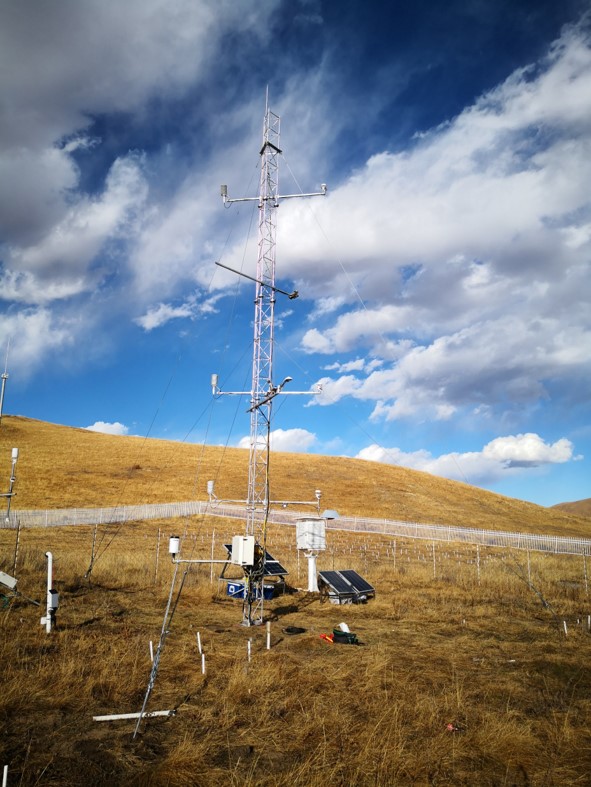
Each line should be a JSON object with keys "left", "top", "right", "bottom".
{"left": 219, "top": 97, "right": 326, "bottom": 625}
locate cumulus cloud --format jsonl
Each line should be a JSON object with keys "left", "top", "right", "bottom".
{"left": 324, "top": 358, "right": 367, "bottom": 373}
{"left": 0, "top": 309, "right": 77, "bottom": 379}
{"left": 4, "top": 154, "right": 148, "bottom": 304}
{"left": 238, "top": 427, "right": 317, "bottom": 452}
{"left": 134, "top": 290, "right": 225, "bottom": 331}
{"left": 311, "top": 314, "right": 591, "bottom": 421}
{"left": 482, "top": 433, "right": 577, "bottom": 467}
{"left": 85, "top": 421, "right": 129, "bottom": 436}
{"left": 0, "top": 0, "right": 282, "bottom": 372}
{"left": 135, "top": 302, "right": 196, "bottom": 332}
{"left": 357, "top": 433, "right": 579, "bottom": 485}
{"left": 279, "top": 22, "right": 591, "bottom": 425}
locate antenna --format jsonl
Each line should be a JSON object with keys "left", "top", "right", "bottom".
{"left": 0, "top": 338, "right": 10, "bottom": 426}
{"left": 217, "top": 100, "right": 327, "bottom": 626}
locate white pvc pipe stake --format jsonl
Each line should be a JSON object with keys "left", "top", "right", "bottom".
{"left": 94, "top": 710, "right": 174, "bottom": 722}
{"left": 266, "top": 621, "right": 271, "bottom": 650}
{"left": 40, "top": 551, "right": 55, "bottom": 634}
{"left": 149, "top": 640, "right": 154, "bottom": 663}
{"left": 197, "top": 631, "right": 202, "bottom": 654}
{"left": 563, "top": 620, "right": 568, "bottom": 637}
{"left": 201, "top": 653, "right": 206, "bottom": 675}
{"left": 247, "top": 639, "right": 251, "bottom": 662}
{"left": 3, "top": 764, "right": 7, "bottom": 787}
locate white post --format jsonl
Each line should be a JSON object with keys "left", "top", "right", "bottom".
{"left": 210, "top": 530, "right": 215, "bottom": 585}
{"left": 266, "top": 621, "right": 271, "bottom": 650}
{"left": 149, "top": 640, "right": 154, "bottom": 663}
{"left": 197, "top": 631, "right": 202, "bottom": 654}
{"left": 40, "top": 551, "right": 57, "bottom": 634}
{"left": 2, "top": 764, "right": 7, "bottom": 787}
{"left": 201, "top": 653, "right": 206, "bottom": 675}
{"left": 247, "top": 639, "right": 252, "bottom": 662}
{"left": 432, "top": 542, "right": 436, "bottom": 579}
{"left": 154, "top": 528, "right": 161, "bottom": 585}
{"left": 306, "top": 552, "right": 318, "bottom": 592}
{"left": 45, "top": 550, "right": 53, "bottom": 634}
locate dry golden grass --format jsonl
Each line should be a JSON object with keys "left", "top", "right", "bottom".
{"left": 552, "top": 498, "right": 591, "bottom": 518}
{"left": 1, "top": 416, "right": 591, "bottom": 784}
{"left": 1, "top": 517, "right": 591, "bottom": 785}
{"left": 2, "top": 415, "right": 590, "bottom": 537}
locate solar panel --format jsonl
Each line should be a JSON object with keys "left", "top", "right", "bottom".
{"left": 318, "top": 569, "right": 375, "bottom": 603}
{"left": 318, "top": 570, "right": 354, "bottom": 594}
{"left": 223, "top": 544, "right": 288, "bottom": 576}
{"left": 339, "top": 570, "right": 375, "bottom": 594}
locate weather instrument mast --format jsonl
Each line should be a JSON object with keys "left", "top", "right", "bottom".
{"left": 215, "top": 98, "right": 326, "bottom": 625}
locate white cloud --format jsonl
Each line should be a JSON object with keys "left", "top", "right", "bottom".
{"left": 134, "top": 291, "right": 225, "bottom": 331}
{"left": 0, "top": 1, "right": 281, "bottom": 149}
{"left": 0, "top": 0, "right": 283, "bottom": 368}
{"left": 357, "top": 433, "right": 579, "bottom": 485}
{"left": 302, "top": 305, "right": 416, "bottom": 355}
{"left": 324, "top": 358, "right": 366, "bottom": 373}
{"left": 0, "top": 309, "right": 77, "bottom": 379}
{"left": 85, "top": 421, "right": 129, "bottom": 436}
{"left": 135, "top": 302, "right": 195, "bottom": 332}
{"left": 313, "top": 375, "right": 363, "bottom": 406}
{"left": 482, "top": 433, "right": 575, "bottom": 467}
{"left": 310, "top": 310, "right": 591, "bottom": 422}
{"left": 238, "top": 427, "right": 317, "bottom": 452}
{"left": 279, "top": 22, "right": 591, "bottom": 425}
{"left": 3, "top": 154, "right": 148, "bottom": 305}
{"left": 0, "top": 270, "right": 89, "bottom": 305}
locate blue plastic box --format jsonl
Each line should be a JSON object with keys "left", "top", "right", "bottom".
{"left": 225, "top": 581, "right": 275, "bottom": 600}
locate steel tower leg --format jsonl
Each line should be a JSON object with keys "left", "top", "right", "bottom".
{"left": 242, "top": 104, "right": 281, "bottom": 626}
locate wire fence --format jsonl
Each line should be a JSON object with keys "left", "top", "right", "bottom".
{"left": 3, "top": 501, "right": 591, "bottom": 556}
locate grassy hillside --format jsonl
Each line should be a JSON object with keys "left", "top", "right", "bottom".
{"left": 552, "top": 498, "right": 591, "bottom": 518}
{"left": 1, "top": 415, "right": 590, "bottom": 538}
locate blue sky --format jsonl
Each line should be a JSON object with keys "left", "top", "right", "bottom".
{"left": 1, "top": 0, "right": 590, "bottom": 508}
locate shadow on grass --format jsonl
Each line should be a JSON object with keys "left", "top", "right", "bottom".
{"left": 271, "top": 592, "right": 318, "bottom": 619}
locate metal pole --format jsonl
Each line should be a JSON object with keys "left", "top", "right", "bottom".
{"left": 0, "top": 338, "right": 9, "bottom": 427}
{"left": 0, "top": 374, "right": 7, "bottom": 426}
{"left": 11, "top": 517, "right": 21, "bottom": 576}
